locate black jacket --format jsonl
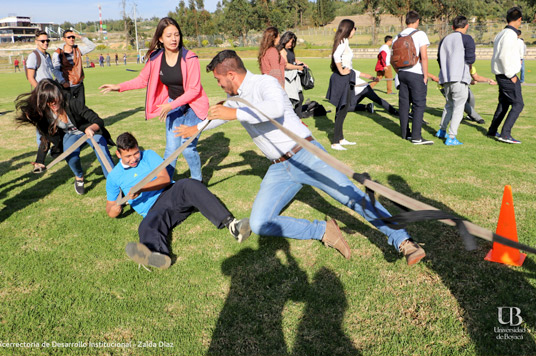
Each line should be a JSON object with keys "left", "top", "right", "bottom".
{"left": 35, "top": 96, "right": 115, "bottom": 164}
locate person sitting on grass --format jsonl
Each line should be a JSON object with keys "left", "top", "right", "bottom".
{"left": 14, "top": 79, "right": 115, "bottom": 195}
{"left": 105, "top": 132, "right": 251, "bottom": 270}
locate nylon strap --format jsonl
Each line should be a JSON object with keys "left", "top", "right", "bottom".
{"left": 115, "top": 120, "right": 210, "bottom": 206}
{"left": 225, "top": 97, "right": 536, "bottom": 255}
{"left": 89, "top": 136, "right": 113, "bottom": 174}
{"left": 46, "top": 134, "right": 88, "bottom": 170}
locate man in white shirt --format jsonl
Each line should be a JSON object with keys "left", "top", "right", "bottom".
{"left": 177, "top": 50, "right": 426, "bottom": 265}
{"left": 392, "top": 11, "right": 433, "bottom": 145}
{"left": 488, "top": 7, "right": 524, "bottom": 144}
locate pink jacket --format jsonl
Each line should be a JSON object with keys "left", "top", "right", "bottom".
{"left": 260, "top": 47, "right": 286, "bottom": 87}
{"left": 119, "top": 48, "right": 209, "bottom": 120}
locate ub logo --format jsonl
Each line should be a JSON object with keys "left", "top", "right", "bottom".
{"left": 498, "top": 307, "right": 523, "bottom": 326}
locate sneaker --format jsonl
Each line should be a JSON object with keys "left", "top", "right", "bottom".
{"left": 411, "top": 138, "right": 434, "bottom": 145}
{"left": 331, "top": 143, "right": 347, "bottom": 151}
{"left": 228, "top": 218, "right": 251, "bottom": 243}
{"left": 498, "top": 135, "right": 522, "bottom": 144}
{"left": 339, "top": 138, "right": 356, "bottom": 146}
{"left": 435, "top": 129, "right": 447, "bottom": 138}
{"left": 125, "top": 242, "right": 171, "bottom": 269}
{"left": 399, "top": 239, "right": 426, "bottom": 265}
{"left": 486, "top": 131, "right": 500, "bottom": 138}
{"left": 474, "top": 118, "right": 485, "bottom": 124}
{"left": 74, "top": 179, "right": 85, "bottom": 195}
{"left": 445, "top": 136, "right": 463, "bottom": 146}
{"left": 366, "top": 103, "right": 374, "bottom": 114}
{"left": 321, "top": 219, "right": 351, "bottom": 259}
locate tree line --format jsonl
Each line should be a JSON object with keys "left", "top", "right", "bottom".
{"left": 59, "top": 0, "right": 536, "bottom": 44}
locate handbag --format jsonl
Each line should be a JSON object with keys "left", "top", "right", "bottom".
{"left": 299, "top": 67, "right": 315, "bottom": 90}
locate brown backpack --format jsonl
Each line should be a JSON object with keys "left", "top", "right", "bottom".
{"left": 391, "top": 30, "right": 419, "bottom": 70}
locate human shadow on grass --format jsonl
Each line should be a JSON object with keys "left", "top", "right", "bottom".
{"left": 382, "top": 174, "right": 536, "bottom": 355}
{"left": 102, "top": 107, "right": 144, "bottom": 126}
{"left": 207, "top": 236, "right": 359, "bottom": 356}
{"left": 0, "top": 151, "right": 34, "bottom": 179}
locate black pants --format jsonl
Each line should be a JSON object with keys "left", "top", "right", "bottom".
{"left": 292, "top": 91, "right": 304, "bottom": 118}
{"left": 488, "top": 75, "right": 524, "bottom": 138}
{"left": 138, "top": 179, "right": 232, "bottom": 255}
{"left": 62, "top": 83, "right": 86, "bottom": 108}
{"left": 398, "top": 71, "right": 427, "bottom": 140}
{"left": 353, "top": 86, "right": 398, "bottom": 114}
{"left": 333, "top": 86, "right": 353, "bottom": 143}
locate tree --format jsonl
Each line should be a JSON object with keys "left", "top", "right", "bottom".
{"left": 315, "top": 0, "right": 335, "bottom": 26}
{"left": 363, "top": 0, "right": 385, "bottom": 45}
{"left": 222, "top": 0, "right": 257, "bottom": 43}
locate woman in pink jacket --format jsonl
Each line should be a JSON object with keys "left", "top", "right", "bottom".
{"left": 100, "top": 17, "right": 209, "bottom": 181}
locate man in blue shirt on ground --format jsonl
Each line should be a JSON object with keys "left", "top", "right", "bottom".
{"left": 106, "top": 132, "right": 251, "bottom": 269}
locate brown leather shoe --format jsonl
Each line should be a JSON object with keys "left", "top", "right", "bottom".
{"left": 321, "top": 219, "right": 351, "bottom": 259}
{"left": 399, "top": 239, "right": 426, "bottom": 265}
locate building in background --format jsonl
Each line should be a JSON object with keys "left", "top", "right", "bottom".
{"left": 0, "top": 15, "right": 56, "bottom": 43}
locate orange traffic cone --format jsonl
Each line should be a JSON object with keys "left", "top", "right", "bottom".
{"left": 484, "top": 185, "right": 526, "bottom": 266}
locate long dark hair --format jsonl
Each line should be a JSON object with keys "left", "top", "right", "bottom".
{"left": 258, "top": 27, "right": 279, "bottom": 69}
{"left": 15, "top": 79, "right": 65, "bottom": 136}
{"left": 330, "top": 19, "right": 355, "bottom": 72}
{"left": 146, "top": 17, "right": 184, "bottom": 59}
{"left": 276, "top": 31, "right": 297, "bottom": 52}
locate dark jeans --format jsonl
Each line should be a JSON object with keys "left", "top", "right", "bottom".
{"left": 352, "top": 86, "right": 398, "bottom": 114}
{"left": 62, "top": 83, "right": 86, "bottom": 108}
{"left": 138, "top": 179, "right": 232, "bottom": 255}
{"left": 398, "top": 71, "right": 427, "bottom": 140}
{"left": 488, "top": 75, "right": 524, "bottom": 138}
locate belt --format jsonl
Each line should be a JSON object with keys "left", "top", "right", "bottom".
{"left": 271, "top": 136, "right": 313, "bottom": 164}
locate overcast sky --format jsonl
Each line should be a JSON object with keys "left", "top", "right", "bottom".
{"left": 2, "top": 0, "right": 220, "bottom": 24}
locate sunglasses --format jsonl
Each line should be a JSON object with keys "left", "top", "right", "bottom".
{"left": 38, "top": 39, "right": 51, "bottom": 43}
{"left": 66, "top": 36, "right": 76, "bottom": 39}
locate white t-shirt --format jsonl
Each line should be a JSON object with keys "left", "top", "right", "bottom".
{"left": 392, "top": 28, "right": 430, "bottom": 74}
{"left": 379, "top": 44, "right": 391, "bottom": 66}
{"left": 333, "top": 38, "right": 353, "bottom": 69}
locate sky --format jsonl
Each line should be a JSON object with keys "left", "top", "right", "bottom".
{"left": 2, "top": 0, "right": 220, "bottom": 24}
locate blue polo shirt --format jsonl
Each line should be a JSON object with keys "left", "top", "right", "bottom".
{"left": 106, "top": 150, "right": 166, "bottom": 217}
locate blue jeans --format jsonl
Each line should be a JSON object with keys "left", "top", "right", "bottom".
{"left": 165, "top": 103, "right": 202, "bottom": 180}
{"left": 520, "top": 59, "right": 525, "bottom": 83}
{"left": 249, "top": 140, "right": 410, "bottom": 251}
{"left": 63, "top": 132, "right": 114, "bottom": 178}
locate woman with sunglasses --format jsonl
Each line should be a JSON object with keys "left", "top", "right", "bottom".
{"left": 258, "top": 27, "right": 286, "bottom": 87}
{"left": 99, "top": 17, "right": 209, "bottom": 181}
{"left": 326, "top": 20, "right": 399, "bottom": 151}
{"left": 15, "top": 79, "right": 115, "bottom": 195}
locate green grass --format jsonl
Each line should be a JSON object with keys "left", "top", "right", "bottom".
{"left": 0, "top": 57, "right": 535, "bottom": 356}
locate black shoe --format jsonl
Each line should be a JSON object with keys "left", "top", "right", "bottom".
{"left": 486, "top": 131, "right": 500, "bottom": 138}
{"left": 411, "top": 138, "right": 434, "bottom": 145}
{"left": 475, "top": 118, "right": 485, "bottom": 124}
{"left": 366, "top": 103, "right": 374, "bottom": 114}
{"left": 74, "top": 179, "right": 85, "bottom": 195}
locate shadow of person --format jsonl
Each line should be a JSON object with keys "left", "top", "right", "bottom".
{"left": 292, "top": 267, "right": 360, "bottom": 356}
{"left": 197, "top": 132, "right": 231, "bottom": 184}
{"left": 102, "top": 107, "right": 144, "bottom": 126}
{"left": 0, "top": 151, "right": 34, "bottom": 178}
{"left": 384, "top": 174, "right": 536, "bottom": 355}
{"left": 0, "top": 164, "right": 73, "bottom": 224}
{"left": 311, "top": 113, "right": 334, "bottom": 142}
{"left": 207, "top": 236, "right": 309, "bottom": 356}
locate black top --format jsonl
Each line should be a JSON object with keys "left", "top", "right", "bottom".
{"left": 285, "top": 48, "right": 296, "bottom": 65}
{"left": 160, "top": 51, "right": 184, "bottom": 100}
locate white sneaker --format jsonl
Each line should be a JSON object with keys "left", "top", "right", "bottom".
{"left": 331, "top": 143, "right": 347, "bottom": 151}
{"left": 339, "top": 139, "right": 356, "bottom": 146}
{"left": 228, "top": 218, "right": 251, "bottom": 243}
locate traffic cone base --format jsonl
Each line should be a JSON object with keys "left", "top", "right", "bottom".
{"left": 485, "top": 185, "right": 526, "bottom": 267}
{"left": 484, "top": 249, "right": 526, "bottom": 267}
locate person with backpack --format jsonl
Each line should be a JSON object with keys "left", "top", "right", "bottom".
{"left": 326, "top": 19, "right": 399, "bottom": 151}
{"left": 487, "top": 7, "right": 525, "bottom": 144}
{"left": 391, "top": 11, "right": 434, "bottom": 145}
{"left": 370, "top": 35, "right": 394, "bottom": 94}
{"left": 277, "top": 31, "right": 306, "bottom": 118}
{"left": 52, "top": 30, "right": 96, "bottom": 108}
{"left": 435, "top": 16, "right": 476, "bottom": 146}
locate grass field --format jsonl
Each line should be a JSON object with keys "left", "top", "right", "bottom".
{"left": 0, "top": 56, "right": 535, "bottom": 356}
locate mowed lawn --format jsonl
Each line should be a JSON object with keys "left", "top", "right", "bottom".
{"left": 0, "top": 56, "right": 535, "bottom": 356}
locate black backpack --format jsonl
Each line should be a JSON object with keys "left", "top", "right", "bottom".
{"left": 299, "top": 67, "right": 315, "bottom": 90}
{"left": 301, "top": 100, "right": 327, "bottom": 118}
